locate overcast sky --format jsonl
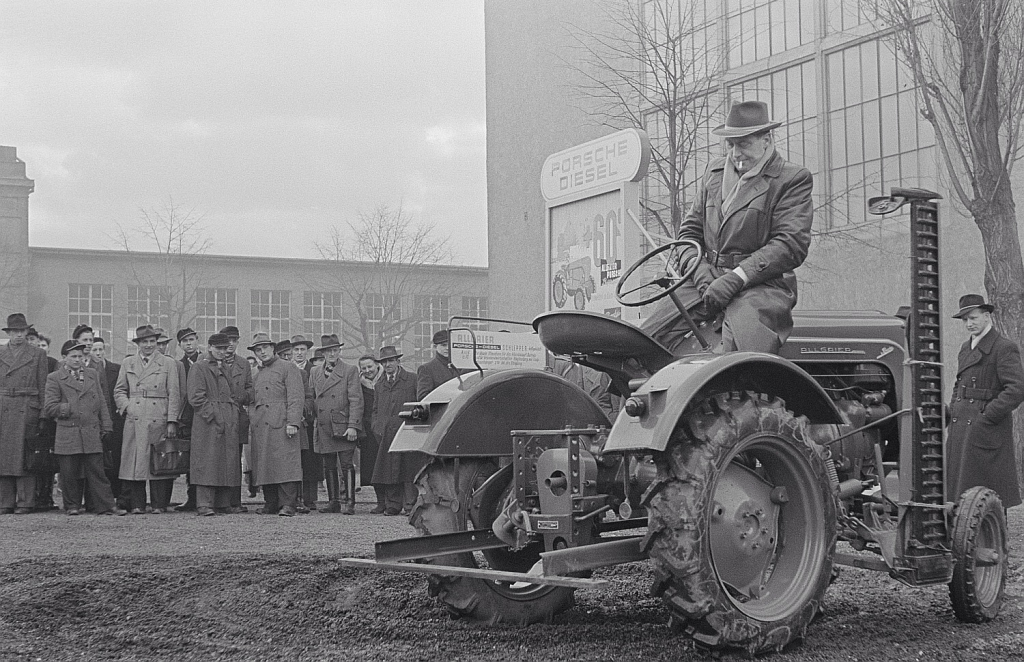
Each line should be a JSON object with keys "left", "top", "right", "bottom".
{"left": 0, "top": 1, "right": 487, "bottom": 265}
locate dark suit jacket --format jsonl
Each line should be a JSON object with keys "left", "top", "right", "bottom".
{"left": 947, "top": 328, "right": 1024, "bottom": 507}
{"left": 415, "top": 354, "right": 464, "bottom": 400}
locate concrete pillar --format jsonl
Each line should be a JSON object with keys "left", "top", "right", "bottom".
{"left": 0, "top": 146, "right": 33, "bottom": 316}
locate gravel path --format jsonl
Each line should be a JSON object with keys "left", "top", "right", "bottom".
{"left": 1, "top": 487, "right": 1021, "bottom": 660}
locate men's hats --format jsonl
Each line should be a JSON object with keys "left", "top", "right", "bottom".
{"left": 712, "top": 100, "right": 782, "bottom": 138}
{"left": 153, "top": 327, "right": 171, "bottom": 344}
{"left": 274, "top": 339, "right": 292, "bottom": 355}
{"left": 248, "top": 332, "right": 274, "bottom": 351}
{"left": 132, "top": 325, "right": 161, "bottom": 343}
{"left": 378, "top": 345, "right": 403, "bottom": 361}
{"left": 71, "top": 323, "right": 93, "bottom": 339}
{"left": 219, "top": 326, "right": 241, "bottom": 339}
{"left": 313, "top": 348, "right": 325, "bottom": 359}
{"left": 60, "top": 339, "right": 86, "bottom": 356}
{"left": 431, "top": 329, "right": 449, "bottom": 345}
{"left": 207, "top": 333, "right": 230, "bottom": 348}
{"left": 25, "top": 326, "right": 39, "bottom": 339}
{"left": 3, "top": 313, "right": 32, "bottom": 331}
{"left": 176, "top": 327, "right": 198, "bottom": 343}
{"left": 319, "top": 333, "right": 344, "bottom": 350}
{"left": 290, "top": 334, "right": 314, "bottom": 349}
{"left": 953, "top": 294, "right": 995, "bottom": 319}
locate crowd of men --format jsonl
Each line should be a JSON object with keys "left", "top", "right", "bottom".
{"left": 0, "top": 311, "right": 464, "bottom": 517}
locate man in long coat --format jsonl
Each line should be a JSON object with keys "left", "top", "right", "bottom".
{"left": 90, "top": 336, "right": 126, "bottom": 508}
{"left": 311, "top": 334, "right": 363, "bottom": 514}
{"left": 358, "top": 354, "right": 385, "bottom": 513}
{"left": 186, "top": 333, "right": 241, "bottom": 516}
{"left": 0, "top": 313, "right": 48, "bottom": 514}
{"left": 249, "top": 333, "right": 305, "bottom": 516}
{"left": 641, "top": 100, "right": 813, "bottom": 355}
{"left": 44, "top": 339, "right": 123, "bottom": 515}
{"left": 291, "top": 334, "right": 323, "bottom": 511}
{"left": 946, "top": 294, "right": 1024, "bottom": 508}
{"left": 173, "top": 327, "right": 201, "bottom": 512}
{"left": 371, "top": 345, "right": 421, "bottom": 515}
{"left": 221, "top": 326, "right": 254, "bottom": 512}
{"left": 114, "top": 325, "right": 181, "bottom": 514}
{"left": 415, "top": 329, "right": 465, "bottom": 400}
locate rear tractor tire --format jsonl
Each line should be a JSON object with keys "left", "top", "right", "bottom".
{"left": 949, "top": 486, "right": 1007, "bottom": 623}
{"left": 411, "top": 459, "right": 575, "bottom": 625}
{"left": 646, "top": 391, "right": 837, "bottom": 655}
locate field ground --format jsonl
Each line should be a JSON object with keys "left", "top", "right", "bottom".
{"left": 1, "top": 484, "right": 1022, "bottom": 661}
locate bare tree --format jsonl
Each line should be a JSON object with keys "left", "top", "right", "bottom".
{"left": 872, "top": 0, "right": 1024, "bottom": 483}
{"left": 115, "top": 198, "right": 212, "bottom": 341}
{"left": 312, "top": 204, "right": 455, "bottom": 356}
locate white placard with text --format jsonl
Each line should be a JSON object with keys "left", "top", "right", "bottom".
{"left": 449, "top": 329, "right": 547, "bottom": 371}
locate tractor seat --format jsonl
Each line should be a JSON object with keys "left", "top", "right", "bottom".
{"left": 532, "top": 310, "right": 676, "bottom": 376}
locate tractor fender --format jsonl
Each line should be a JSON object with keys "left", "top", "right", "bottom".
{"left": 604, "top": 351, "right": 843, "bottom": 453}
{"left": 389, "top": 368, "right": 610, "bottom": 457}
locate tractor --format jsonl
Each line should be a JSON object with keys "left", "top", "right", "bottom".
{"left": 342, "top": 188, "right": 1009, "bottom": 655}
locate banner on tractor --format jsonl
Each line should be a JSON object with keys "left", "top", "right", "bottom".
{"left": 449, "top": 329, "right": 546, "bottom": 371}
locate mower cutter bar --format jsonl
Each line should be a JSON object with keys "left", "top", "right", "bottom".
{"left": 373, "top": 529, "right": 507, "bottom": 562}
{"left": 339, "top": 558, "right": 609, "bottom": 588}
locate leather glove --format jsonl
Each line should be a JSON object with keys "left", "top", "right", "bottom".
{"left": 101, "top": 430, "right": 113, "bottom": 445}
{"left": 703, "top": 272, "right": 745, "bottom": 312}
{"left": 692, "top": 260, "right": 716, "bottom": 295}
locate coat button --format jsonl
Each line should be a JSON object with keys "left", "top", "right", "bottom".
{"left": 952, "top": 418, "right": 957, "bottom": 423}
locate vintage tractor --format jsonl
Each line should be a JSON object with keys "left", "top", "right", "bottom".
{"left": 342, "top": 189, "right": 1009, "bottom": 655}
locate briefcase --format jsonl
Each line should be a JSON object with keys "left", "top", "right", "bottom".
{"left": 149, "top": 436, "right": 191, "bottom": 476}
{"left": 23, "top": 436, "right": 57, "bottom": 474}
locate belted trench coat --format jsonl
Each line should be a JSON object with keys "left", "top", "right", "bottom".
{"left": 114, "top": 352, "right": 181, "bottom": 481}
{"left": 310, "top": 361, "right": 363, "bottom": 455}
{"left": 0, "top": 345, "right": 50, "bottom": 476}
{"left": 371, "top": 367, "right": 425, "bottom": 484}
{"left": 641, "top": 152, "right": 813, "bottom": 354}
{"left": 43, "top": 367, "right": 112, "bottom": 455}
{"left": 249, "top": 357, "right": 304, "bottom": 486}
{"left": 187, "top": 356, "right": 241, "bottom": 487}
{"left": 946, "top": 328, "right": 1024, "bottom": 507}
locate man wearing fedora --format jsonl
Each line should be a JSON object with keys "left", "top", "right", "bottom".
{"left": 0, "top": 313, "right": 49, "bottom": 513}
{"left": 371, "top": 345, "right": 421, "bottom": 515}
{"left": 114, "top": 325, "right": 181, "bottom": 514}
{"left": 946, "top": 294, "right": 1024, "bottom": 509}
{"left": 173, "top": 327, "right": 201, "bottom": 512}
{"left": 415, "top": 329, "right": 465, "bottom": 400}
{"left": 641, "top": 100, "right": 813, "bottom": 355}
{"left": 221, "top": 326, "right": 254, "bottom": 512}
{"left": 311, "top": 333, "right": 363, "bottom": 514}
{"left": 291, "top": 334, "right": 323, "bottom": 510}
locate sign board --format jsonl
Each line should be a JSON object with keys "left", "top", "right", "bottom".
{"left": 450, "top": 329, "right": 547, "bottom": 371}
{"left": 544, "top": 129, "right": 651, "bottom": 321}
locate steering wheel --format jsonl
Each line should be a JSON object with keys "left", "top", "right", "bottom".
{"left": 615, "top": 239, "right": 704, "bottom": 307}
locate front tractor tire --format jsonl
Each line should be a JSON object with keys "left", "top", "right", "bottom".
{"left": 949, "top": 486, "right": 1007, "bottom": 623}
{"left": 411, "top": 459, "right": 575, "bottom": 625}
{"left": 646, "top": 391, "right": 837, "bottom": 655}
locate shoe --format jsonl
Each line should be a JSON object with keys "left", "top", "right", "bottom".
{"left": 197, "top": 507, "right": 217, "bottom": 517}
{"left": 227, "top": 506, "right": 248, "bottom": 514}
{"left": 370, "top": 503, "right": 386, "bottom": 514}
{"left": 383, "top": 508, "right": 400, "bottom": 516}
{"left": 323, "top": 501, "right": 341, "bottom": 514}
{"left": 13, "top": 507, "right": 33, "bottom": 514}
{"left": 256, "top": 507, "right": 279, "bottom": 515}
{"left": 100, "top": 508, "right": 129, "bottom": 516}
{"left": 150, "top": 507, "right": 165, "bottom": 514}
{"left": 308, "top": 502, "right": 318, "bottom": 512}
{"left": 278, "top": 507, "right": 296, "bottom": 517}
{"left": 400, "top": 508, "right": 411, "bottom": 516}
{"left": 342, "top": 501, "right": 355, "bottom": 515}
{"left": 66, "top": 508, "right": 81, "bottom": 516}
{"left": 130, "top": 508, "right": 145, "bottom": 515}
{"left": 295, "top": 504, "right": 310, "bottom": 514}
{"left": 0, "top": 508, "right": 14, "bottom": 515}
{"left": 174, "top": 501, "right": 196, "bottom": 512}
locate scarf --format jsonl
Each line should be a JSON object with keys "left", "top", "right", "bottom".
{"left": 360, "top": 366, "right": 382, "bottom": 390}
{"left": 721, "top": 143, "right": 775, "bottom": 216}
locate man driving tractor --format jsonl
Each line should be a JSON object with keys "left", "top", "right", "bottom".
{"left": 641, "top": 100, "right": 814, "bottom": 354}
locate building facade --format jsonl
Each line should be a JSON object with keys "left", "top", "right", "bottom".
{"left": 0, "top": 147, "right": 487, "bottom": 365}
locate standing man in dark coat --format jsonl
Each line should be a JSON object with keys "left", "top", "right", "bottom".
{"left": 415, "top": 329, "right": 465, "bottom": 400}
{"left": 0, "top": 313, "right": 49, "bottom": 514}
{"left": 221, "top": 326, "right": 254, "bottom": 512}
{"left": 311, "top": 334, "right": 363, "bottom": 514}
{"left": 946, "top": 294, "right": 1024, "bottom": 508}
{"left": 89, "top": 336, "right": 126, "bottom": 508}
{"left": 371, "top": 345, "right": 421, "bottom": 515}
{"left": 187, "top": 333, "right": 241, "bottom": 516}
{"left": 641, "top": 101, "right": 813, "bottom": 355}
{"left": 27, "top": 328, "right": 59, "bottom": 511}
{"left": 291, "top": 333, "right": 323, "bottom": 510}
{"left": 174, "top": 327, "right": 201, "bottom": 512}
{"left": 358, "top": 354, "right": 385, "bottom": 513}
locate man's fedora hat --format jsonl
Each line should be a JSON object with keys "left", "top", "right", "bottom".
{"left": 207, "top": 333, "right": 231, "bottom": 348}
{"left": 319, "top": 334, "right": 344, "bottom": 350}
{"left": 953, "top": 294, "right": 995, "bottom": 319}
{"left": 132, "top": 325, "right": 161, "bottom": 343}
{"left": 431, "top": 329, "right": 450, "bottom": 345}
{"left": 248, "top": 332, "right": 275, "bottom": 351}
{"left": 274, "top": 339, "right": 292, "bottom": 355}
{"left": 290, "top": 334, "right": 315, "bottom": 349}
{"left": 712, "top": 100, "right": 782, "bottom": 138}
{"left": 219, "top": 326, "right": 241, "bottom": 339}
{"left": 378, "top": 345, "right": 403, "bottom": 361}
{"left": 60, "top": 339, "right": 87, "bottom": 356}
{"left": 3, "top": 313, "right": 32, "bottom": 331}
{"left": 176, "top": 327, "right": 198, "bottom": 343}
{"left": 153, "top": 327, "right": 171, "bottom": 344}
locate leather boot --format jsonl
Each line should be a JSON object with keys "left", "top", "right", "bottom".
{"left": 323, "top": 467, "right": 341, "bottom": 513}
{"left": 342, "top": 467, "right": 355, "bottom": 515}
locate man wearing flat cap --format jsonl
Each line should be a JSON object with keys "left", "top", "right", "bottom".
{"left": 415, "top": 329, "right": 466, "bottom": 400}
{"left": 0, "top": 313, "right": 49, "bottom": 513}
{"left": 311, "top": 334, "right": 363, "bottom": 514}
{"left": 946, "top": 294, "right": 1024, "bottom": 509}
{"left": 642, "top": 100, "right": 813, "bottom": 355}
{"left": 220, "top": 326, "right": 254, "bottom": 512}
{"left": 173, "top": 327, "right": 201, "bottom": 511}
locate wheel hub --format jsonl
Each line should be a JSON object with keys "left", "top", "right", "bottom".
{"left": 710, "top": 461, "right": 780, "bottom": 599}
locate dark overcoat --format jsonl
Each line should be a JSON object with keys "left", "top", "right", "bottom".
{"left": 224, "top": 353, "right": 254, "bottom": 445}
{"left": 371, "top": 367, "right": 424, "bottom": 484}
{"left": 946, "top": 329, "right": 1024, "bottom": 507}
{"left": 114, "top": 352, "right": 181, "bottom": 481}
{"left": 187, "top": 356, "right": 241, "bottom": 487}
{"left": 178, "top": 353, "right": 199, "bottom": 437}
{"left": 311, "top": 361, "right": 364, "bottom": 454}
{"left": 641, "top": 151, "right": 813, "bottom": 354}
{"left": 0, "top": 345, "right": 49, "bottom": 476}
{"left": 359, "top": 380, "right": 379, "bottom": 484}
{"left": 416, "top": 354, "right": 464, "bottom": 400}
{"left": 43, "top": 367, "right": 112, "bottom": 455}
{"left": 249, "top": 357, "right": 304, "bottom": 485}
